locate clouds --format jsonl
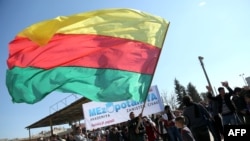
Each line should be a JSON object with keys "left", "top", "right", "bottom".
{"left": 199, "top": 1, "right": 206, "bottom": 6}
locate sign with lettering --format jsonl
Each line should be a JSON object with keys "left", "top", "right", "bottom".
{"left": 82, "top": 85, "right": 164, "bottom": 130}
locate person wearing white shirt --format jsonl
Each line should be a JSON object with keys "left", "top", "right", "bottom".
{"left": 74, "top": 126, "right": 87, "bottom": 141}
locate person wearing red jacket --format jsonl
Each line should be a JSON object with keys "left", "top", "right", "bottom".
{"left": 143, "top": 116, "right": 159, "bottom": 141}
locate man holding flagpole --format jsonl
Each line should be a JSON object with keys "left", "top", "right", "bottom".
{"left": 127, "top": 112, "right": 146, "bottom": 141}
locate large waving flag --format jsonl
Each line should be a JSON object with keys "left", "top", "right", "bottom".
{"left": 6, "top": 8, "right": 169, "bottom": 104}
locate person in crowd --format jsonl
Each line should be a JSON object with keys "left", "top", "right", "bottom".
{"left": 104, "top": 129, "right": 110, "bottom": 141}
{"left": 155, "top": 114, "right": 168, "bottom": 141}
{"left": 74, "top": 126, "right": 87, "bottom": 141}
{"left": 162, "top": 105, "right": 183, "bottom": 141}
{"left": 93, "top": 128, "right": 102, "bottom": 140}
{"left": 142, "top": 116, "right": 158, "bottom": 141}
{"left": 86, "top": 132, "right": 94, "bottom": 141}
{"left": 207, "top": 81, "right": 238, "bottom": 125}
{"left": 182, "top": 95, "right": 214, "bottom": 141}
{"left": 175, "top": 116, "right": 195, "bottom": 141}
{"left": 127, "top": 112, "right": 146, "bottom": 141}
{"left": 241, "top": 88, "right": 250, "bottom": 124}
{"left": 206, "top": 86, "right": 224, "bottom": 141}
{"left": 108, "top": 127, "right": 122, "bottom": 141}
{"left": 37, "top": 137, "right": 44, "bottom": 141}
{"left": 121, "top": 126, "right": 129, "bottom": 141}
{"left": 66, "top": 133, "right": 76, "bottom": 141}
{"left": 173, "top": 110, "right": 182, "bottom": 117}
{"left": 92, "top": 136, "right": 99, "bottom": 141}
{"left": 100, "top": 134, "right": 107, "bottom": 141}
{"left": 50, "top": 134, "right": 59, "bottom": 141}
{"left": 232, "top": 87, "right": 245, "bottom": 124}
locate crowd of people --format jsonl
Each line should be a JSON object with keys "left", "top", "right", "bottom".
{"left": 41, "top": 81, "right": 250, "bottom": 141}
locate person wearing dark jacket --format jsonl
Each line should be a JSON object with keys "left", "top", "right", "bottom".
{"left": 207, "top": 81, "right": 238, "bottom": 125}
{"left": 182, "top": 95, "right": 214, "bottom": 141}
{"left": 108, "top": 127, "right": 123, "bottom": 141}
{"left": 127, "top": 112, "right": 146, "bottom": 141}
{"left": 232, "top": 87, "right": 246, "bottom": 124}
{"left": 206, "top": 86, "right": 224, "bottom": 141}
{"left": 240, "top": 88, "right": 250, "bottom": 124}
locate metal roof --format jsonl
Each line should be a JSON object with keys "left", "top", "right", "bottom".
{"left": 26, "top": 97, "right": 90, "bottom": 129}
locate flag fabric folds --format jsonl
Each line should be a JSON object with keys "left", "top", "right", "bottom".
{"left": 6, "top": 8, "right": 169, "bottom": 104}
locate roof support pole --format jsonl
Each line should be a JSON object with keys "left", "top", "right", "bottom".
{"left": 29, "top": 128, "right": 31, "bottom": 141}
{"left": 50, "top": 118, "right": 53, "bottom": 135}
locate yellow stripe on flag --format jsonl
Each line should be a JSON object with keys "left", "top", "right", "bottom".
{"left": 18, "top": 8, "right": 169, "bottom": 47}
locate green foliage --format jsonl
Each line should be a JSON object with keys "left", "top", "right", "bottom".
{"left": 174, "top": 79, "right": 203, "bottom": 109}
{"left": 174, "top": 78, "right": 186, "bottom": 109}
{"left": 186, "top": 82, "right": 202, "bottom": 103}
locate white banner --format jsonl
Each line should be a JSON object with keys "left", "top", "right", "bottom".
{"left": 82, "top": 85, "right": 164, "bottom": 130}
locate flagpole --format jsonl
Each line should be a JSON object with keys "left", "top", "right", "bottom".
{"left": 140, "top": 22, "right": 170, "bottom": 115}
{"left": 198, "top": 56, "right": 214, "bottom": 95}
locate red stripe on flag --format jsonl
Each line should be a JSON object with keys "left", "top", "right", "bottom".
{"left": 8, "top": 34, "right": 160, "bottom": 74}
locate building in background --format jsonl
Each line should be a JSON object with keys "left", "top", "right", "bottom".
{"left": 246, "top": 77, "right": 250, "bottom": 86}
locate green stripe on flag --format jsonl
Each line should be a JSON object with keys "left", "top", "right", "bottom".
{"left": 6, "top": 66, "right": 152, "bottom": 104}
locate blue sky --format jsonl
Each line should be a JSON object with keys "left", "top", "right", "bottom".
{"left": 0, "top": 0, "right": 250, "bottom": 139}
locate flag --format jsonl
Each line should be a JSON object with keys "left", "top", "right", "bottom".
{"left": 6, "top": 8, "right": 169, "bottom": 104}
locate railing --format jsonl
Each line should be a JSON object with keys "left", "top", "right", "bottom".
{"left": 49, "top": 94, "right": 81, "bottom": 114}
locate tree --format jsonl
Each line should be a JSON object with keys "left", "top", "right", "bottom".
{"left": 174, "top": 78, "right": 187, "bottom": 109}
{"left": 160, "top": 90, "right": 178, "bottom": 110}
{"left": 186, "top": 82, "right": 202, "bottom": 103}
{"left": 161, "top": 90, "right": 168, "bottom": 105}
{"left": 168, "top": 92, "right": 178, "bottom": 110}
{"left": 200, "top": 92, "right": 208, "bottom": 102}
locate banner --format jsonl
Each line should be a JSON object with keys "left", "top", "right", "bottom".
{"left": 82, "top": 85, "right": 164, "bottom": 130}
